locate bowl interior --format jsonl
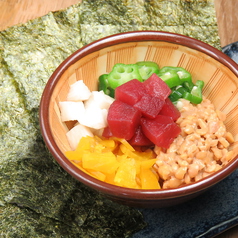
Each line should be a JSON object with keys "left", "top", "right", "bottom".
{"left": 49, "top": 40, "right": 238, "bottom": 161}
{"left": 39, "top": 32, "right": 238, "bottom": 207}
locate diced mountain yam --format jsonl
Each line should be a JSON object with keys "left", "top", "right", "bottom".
{"left": 107, "top": 100, "right": 141, "bottom": 140}
{"left": 128, "top": 126, "right": 153, "bottom": 147}
{"left": 143, "top": 73, "right": 171, "bottom": 100}
{"left": 115, "top": 79, "right": 147, "bottom": 105}
{"left": 67, "top": 80, "right": 91, "bottom": 101}
{"left": 66, "top": 124, "right": 93, "bottom": 150}
{"left": 80, "top": 105, "right": 108, "bottom": 129}
{"left": 59, "top": 101, "right": 85, "bottom": 122}
{"left": 160, "top": 98, "right": 181, "bottom": 121}
{"left": 134, "top": 94, "right": 165, "bottom": 119}
{"left": 140, "top": 115, "right": 181, "bottom": 148}
{"left": 84, "top": 90, "right": 114, "bottom": 110}
{"left": 90, "top": 128, "right": 105, "bottom": 137}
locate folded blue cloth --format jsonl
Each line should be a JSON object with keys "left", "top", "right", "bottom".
{"left": 222, "top": 41, "right": 238, "bottom": 64}
{"left": 133, "top": 169, "right": 238, "bottom": 238}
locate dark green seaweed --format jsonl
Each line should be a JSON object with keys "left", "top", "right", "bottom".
{"left": 0, "top": 204, "right": 82, "bottom": 238}
{"left": 0, "top": 11, "right": 82, "bottom": 112}
{"left": 79, "top": 0, "right": 220, "bottom": 48}
{"left": 0, "top": 202, "right": 145, "bottom": 238}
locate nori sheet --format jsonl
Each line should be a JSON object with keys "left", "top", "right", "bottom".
{"left": 0, "top": 10, "right": 82, "bottom": 111}
{"left": 0, "top": 204, "right": 83, "bottom": 237}
{"left": 0, "top": 0, "right": 220, "bottom": 237}
{"left": 79, "top": 0, "right": 220, "bottom": 48}
{"left": 0, "top": 200, "right": 145, "bottom": 238}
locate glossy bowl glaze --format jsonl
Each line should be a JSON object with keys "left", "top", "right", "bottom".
{"left": 40, "top": 31, "right": 238, "bottom": 208}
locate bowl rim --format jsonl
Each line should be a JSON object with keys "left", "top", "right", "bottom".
{"left": 40, "top": 31, "right": 238, "bottom": 200}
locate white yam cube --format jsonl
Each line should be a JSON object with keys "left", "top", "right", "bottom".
{"left": 90, "top": 128, "right": 105, "bottom": 137}
{"left": 66, "top": 124, "right": 93, "bottom": 150}
{"left": 67, "top": 80, "right": 91, "bottom": 101}
{"left": 59, "top": 101, "right": 85, "bottom": 122}
{"left": 84, "top": 91, "right": 114, "bottom": 110}
{"left": 80, "top": 105, "right": 108, "bottom": 129}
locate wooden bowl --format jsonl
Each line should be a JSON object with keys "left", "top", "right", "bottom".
{"left": 40, "top": 31, "right": 238, "bottom": 208}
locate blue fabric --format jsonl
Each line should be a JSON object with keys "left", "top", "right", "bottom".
{"left": 222, "top": 41, "right": 238, "bottom": 64}
{"left": 133, "top": 169, "right": 238, "bottom": 238}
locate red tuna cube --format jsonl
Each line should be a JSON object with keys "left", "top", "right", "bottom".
{"left": 143, "top": 73, "right": 171, "bottom": 100}
{"left": 134, "top": 94, "right": 165, "bottom": 119}
{"left": 115, "top": 79, "right": 147, "bottom": 106}
{"left": 140, "top": 115, "right": 181, "bottom": 148}
{"left": 160, "top": 98, "right": 181, "bottom": 121}
{"left": 102, "top": 126, "right": 113, "bottom": 138}
{"left": 107, "top": 100, "right": 141, "bottom": 140}
{"left": 128, "top": 126, "right": 154, "bottom": 147}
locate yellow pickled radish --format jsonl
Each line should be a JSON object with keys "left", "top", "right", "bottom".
{"left": 119, "top": 144, "right": 147, "bottom": 161}
{"left": 114, "top": 158, "right": 139, "bottom": 189}
{"left": 104, "top": 172, "right": 116, "bottom": 185}
{"left": 140, "top": 159, "right": 157, "bottom": 169}
{"left": 93, "top": 143, "right": 105, "bottom": 153}
{"left": 65, "top": 150, "right": 83, "bottom": 162}
{"left": 75, "top": 135, "right": 94, "bottom": 151}
{"left": 73, "top": 162, "right": 106, "bottom": 181}
{"left": 86, "top": 169, "right": 106, "bottom": 181}
{"left": 99, "top": 138, "right": 117, "bottom": 150}
{"left": 134, "top": 149, "right": 155, "bottom": 160}
{"left": 135, "top": 160, "right": 141, "bottom": 175}
{"left": 65, "top": 135, "right": 160, "bottom": 189}
{"left": 71, "top": 161, "right": 91, "bottom": 176}
{"left": 112, "top": 137, "right": 135, "bottom": 151}
{"left": 117, "top": 154, "right": 140, "bottom": 176}
{"left": 140, "top": 168, "right": 161, "bottom": 189}
{"left": 82, "top": 151, "right": 119, "bottom": 174}
{"left": 116, "top": 154, "right": 128, "bottom": 163}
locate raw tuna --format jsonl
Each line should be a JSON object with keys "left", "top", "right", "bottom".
{"left": 115, "top": 79, "right": 147, "bottom": 106}
{"left": 102, "top": 126, "right": 113, "bottom": 138}
{"left": 106, "top": 73, "right": 181, "bottom": 146}
{"left": 107, "top": 100, "right": 141, "bottom": 140}
{"left": 128, "top": 126, "right": 154, "bottom": 146}
{"left": 140, "top": 115, "right": 181, "bottom": 148}
{"left": 143, "top": 73, "right": 171, "bottom": 100}
{"left": 134, "top": 94, "right": 165, "bottom": 119}
{"left": 160, "top": 98, "right": 181, "bottom": 121}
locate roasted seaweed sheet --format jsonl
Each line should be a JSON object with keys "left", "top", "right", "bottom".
{"left": 80, "top": 0, "right": 220, "bottom": 47}
{"left": 0, "top": 0, "right": 220, "bottom": 237}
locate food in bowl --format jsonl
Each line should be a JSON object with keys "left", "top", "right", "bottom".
{"left": 40, "top": 31, "right": 238, "bottom": 208}
{"left": 154, "top": 98, "right": 234, "bottom": 189}
{"left": 58, "top": 61, "right": 235, "bottom": 190}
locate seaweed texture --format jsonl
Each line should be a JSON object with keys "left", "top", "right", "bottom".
{"left": 79, "top": 0, "right": 220, "bottom": 47}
